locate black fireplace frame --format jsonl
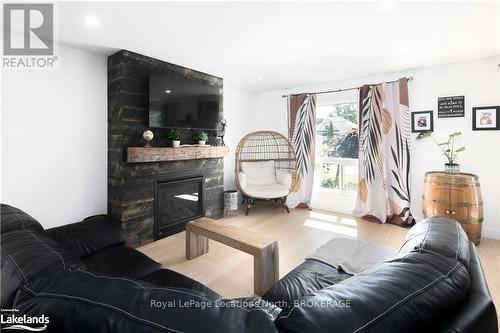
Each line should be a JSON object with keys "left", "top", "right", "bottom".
{"left": 153, "top": 172, "right": 205, "bottom": 240}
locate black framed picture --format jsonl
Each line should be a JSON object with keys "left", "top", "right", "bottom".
{"left": 411, "top": 111, "right": 434, "bottom": 133}
{"left": 438, "top": 96, "right": 465, "bottom": 118}
{"left": 472, "top": 106, "right": 500, "bottom": 131}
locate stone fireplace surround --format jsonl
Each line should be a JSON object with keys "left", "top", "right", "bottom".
{"left": 108, "top": 50, "right": 224, "bottom": 247}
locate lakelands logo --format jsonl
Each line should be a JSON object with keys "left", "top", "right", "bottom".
{"left": 1, "top": 309, "right": 49, "bottom": 331}
{"left": 2, "top": 3, "right": 58, "bottom": 69}
{"left": 0, "top": 309, "right": 49, "bottom": 331}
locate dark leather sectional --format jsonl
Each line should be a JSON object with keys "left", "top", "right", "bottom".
{"left": 263, "top": 219, "right": 498, "bottom": 332}
{"left": 1, "top": 203, "right": 497, "bottom": 332}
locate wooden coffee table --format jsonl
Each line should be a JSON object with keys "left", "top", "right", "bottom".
{"left": 185, "top": 218, "right": 279, "bottom": 296}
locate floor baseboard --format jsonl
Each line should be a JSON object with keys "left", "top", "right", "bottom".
{"left": 482, "top": 228, "right": 500, "bottom": 240}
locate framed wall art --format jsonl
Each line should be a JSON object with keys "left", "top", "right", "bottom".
{"left": 472, "top": 106, "right": 499, "bottom": 131}
{"left": 438, "top": 96, "right": 465, "bottom": 118}
{"left": 411, "top": 111, "right": 434, "bottom": 133}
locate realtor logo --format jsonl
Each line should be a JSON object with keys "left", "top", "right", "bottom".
{"left": 1, "top": 308, "right": 49, "bottom": 331}
{"left": 2, "top": 3, "right": 57, "bottom": 69}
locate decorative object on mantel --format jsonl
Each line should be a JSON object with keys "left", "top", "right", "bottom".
{"left": 218, "top": 119, "right": 227, "bottom": 146}
{"left": 175, "top": 144, "right": 210, "bottom": 148}
{"left": 422, "top": 171, "right": 483, "bottom": 245}
{"left": 142, "top": 130, "right": 154, "bottom": 147}
{"left": 472, "top": 106, "right": 500, "bottom": 131}
{"left": 416, "top": 131, "right": 465, "bottom": 174}
{"left": 167, "top": 129, "right": 180, "bottom": 147}
{"left": 127, "top": 146, "right": 229, "bottom": 163}
{"left": 437, "top": 96, "right": 465, "bottom": 118}
{"left": 197, "top": 131, "right": 208, "bottom": 145}
{"left": 411, "top": 111, "right": 433, "bottom": 133}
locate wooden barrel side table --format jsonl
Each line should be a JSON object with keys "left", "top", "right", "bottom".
{"left": 422, "top": 172, "right": 483, "bottom": 245}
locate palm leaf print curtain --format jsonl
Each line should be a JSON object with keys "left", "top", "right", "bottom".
{"left": 354, "top": 79, "right": 414, "bottom": 226}
{"left": 287, "top": 94, "right": 317, "bottom": 208}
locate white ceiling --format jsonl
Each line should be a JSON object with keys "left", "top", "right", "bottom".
{"left": 53, "top": 1, "right": 499, "bottom": 92}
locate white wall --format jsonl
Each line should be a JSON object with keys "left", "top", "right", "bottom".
{"left": 223, "top": 85, "right": 257, "bottom": 190}
{"left": 1, "top": 44, "right": 108, "bottom": 228}
{"left": 250, "top": 56, "right": 500, "bottom": 238}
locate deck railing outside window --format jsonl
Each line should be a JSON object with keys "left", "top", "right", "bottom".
{"left": 317, "top": 157, "right": 358, "bottom": 191}
{"left": 315, "top": 102, "right": 359, "bottom": 192}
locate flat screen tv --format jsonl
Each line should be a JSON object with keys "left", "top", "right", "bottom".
{"left": 149, "top": 72, "right": 222, "bottom": 130}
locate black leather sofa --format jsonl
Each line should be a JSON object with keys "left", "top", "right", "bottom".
{"left": 263, "top": 217, "right": 498, "bottom": 333}
{"left": 1, "top": 203, "right": 497, "bottom": 332}
{"left": 1, "top": 204, "right": 279, "bottom": 332}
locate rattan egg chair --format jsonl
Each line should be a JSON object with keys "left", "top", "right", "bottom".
{"left": 235, "top": 131, "right": 298, "bottom": 215}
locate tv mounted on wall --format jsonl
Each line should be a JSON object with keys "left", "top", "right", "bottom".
{"left": 149, "top": 72, "right": 222, "bottom": 130}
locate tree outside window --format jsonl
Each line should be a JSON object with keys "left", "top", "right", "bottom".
{"left": 315, "top": 102, "right": 359, "bottom": 191}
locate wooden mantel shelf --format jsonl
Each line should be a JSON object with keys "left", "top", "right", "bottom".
{"left": 127, "top": 146, "right": 230, "bottom": 163}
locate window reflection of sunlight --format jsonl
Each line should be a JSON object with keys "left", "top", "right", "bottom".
{"left": 308, "top": 212, "right": 358, "bottom": 227}
{"left": 340, "top": 218, "right": 357, "bottom": 226}
{"left": 174, "top": 194, "right": 199, "bottom": 202}
{"left": 304, "top": 219, "right": 358, "bottom": 237}
{"left": 309, "top": 212, "right": 340, "bottom": 223}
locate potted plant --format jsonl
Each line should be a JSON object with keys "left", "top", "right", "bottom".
{"left": 167, "top": 129, "right": 180, "bottom": 147}
{"left": 197, "top": 131, "right": 208, "bottom": 145}
{"left": 416, "top": 131, "right": 465, "bottom": 174}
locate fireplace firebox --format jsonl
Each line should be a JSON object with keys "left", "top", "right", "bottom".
{"left": 154, "top": 174, "right": 204, "bottom": 239}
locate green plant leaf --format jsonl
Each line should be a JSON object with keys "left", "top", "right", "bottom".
{"left": 197, "top": 131, "right": 208, "bottom": 141}
{"left": 167, "top": 129, "right": 180, "bottom": 140}
{"left": 417, "top": 131, "right": 465, "bottom": 164}
{"left": 416, "top": 131, "right": 432, "bottom": 140}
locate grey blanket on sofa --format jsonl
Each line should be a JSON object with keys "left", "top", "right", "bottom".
{"left": 306, "top": 237, "right": 398, "bottom": 275}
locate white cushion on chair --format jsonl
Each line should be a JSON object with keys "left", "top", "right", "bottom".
{"left": 238, "top": 172, "right": 247, "bottom": 190}
{"left": 276, "top": 171, "right": 292, "bottom": 189}
{"left": 241, "top": 160, "right": 276, "bottom": 185}
{"left": 238, "top": 161, "right": 292, "bottom": 199}
{"left": 244, "top": 183, "right": 290, "bottom": 199}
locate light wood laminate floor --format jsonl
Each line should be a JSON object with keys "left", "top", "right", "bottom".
{"left": 139, "top": 201, "right": 500, "bottom": 325}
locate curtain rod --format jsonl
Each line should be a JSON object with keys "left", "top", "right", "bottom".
{"left": 281, "top": 77, "right": 414, "bottom": 98}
